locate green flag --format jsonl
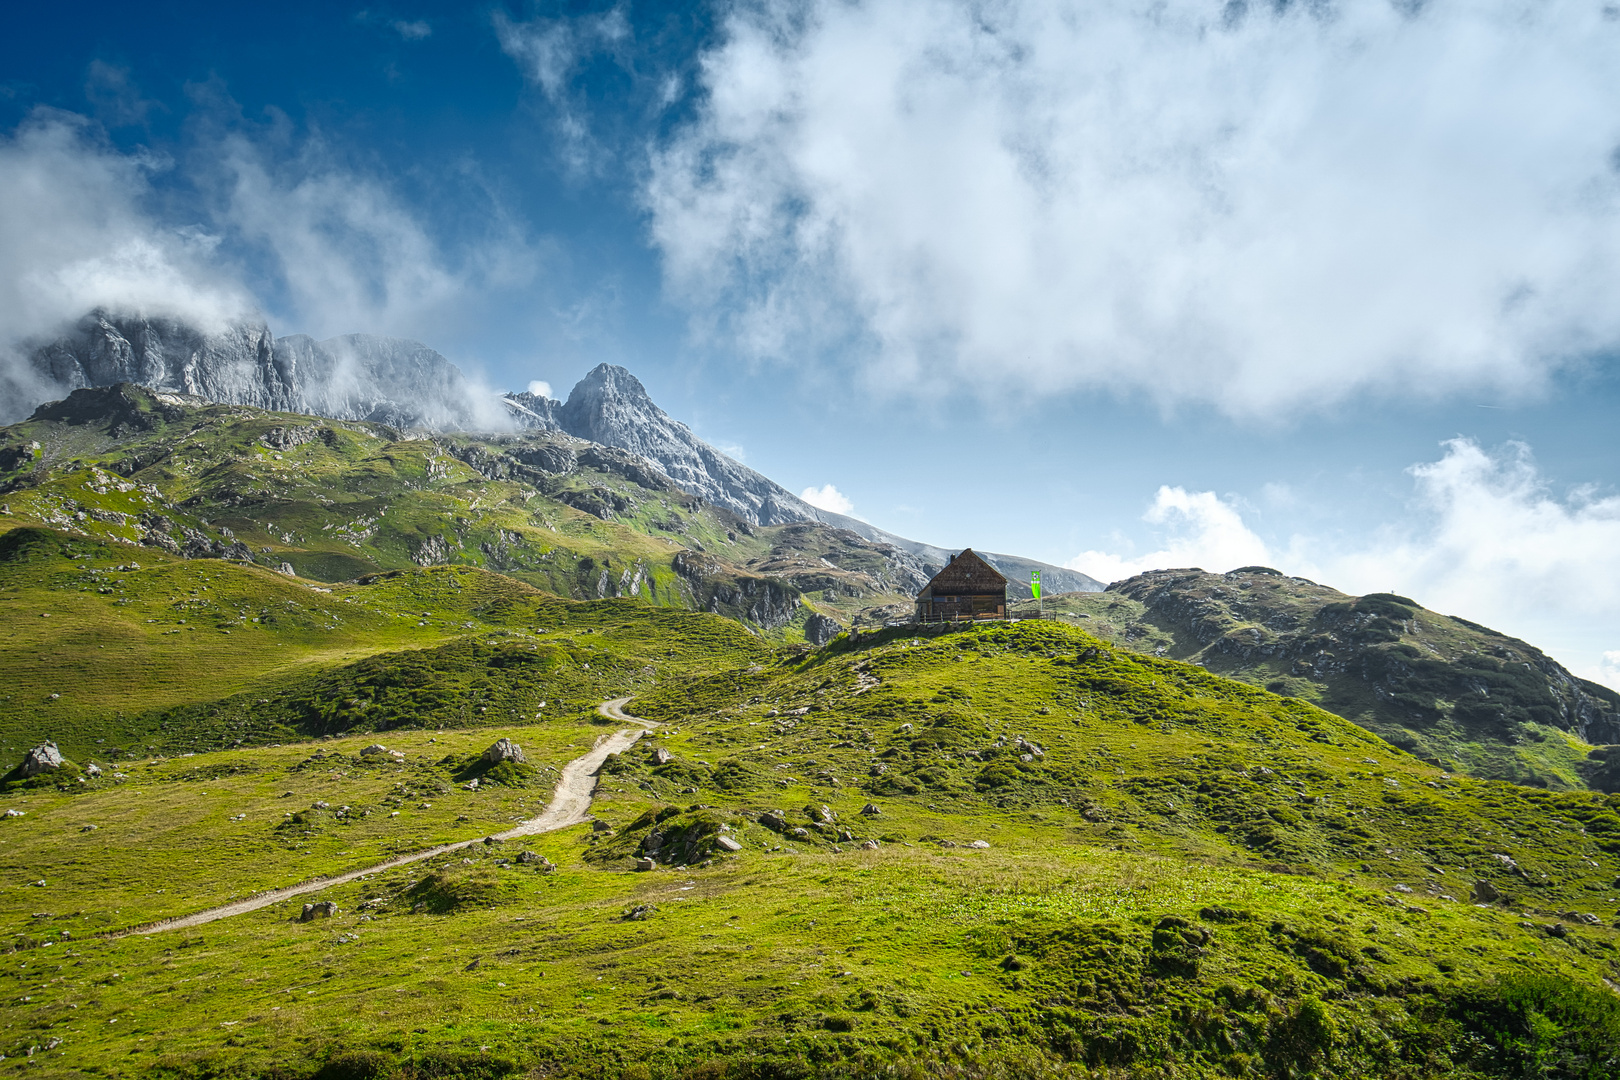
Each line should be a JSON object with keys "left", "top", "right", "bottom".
{"left": 1031, "top": 570, "right": 1041, "bottom": 600}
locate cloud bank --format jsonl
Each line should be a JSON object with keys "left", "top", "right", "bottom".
{"left": 0, "top": 100, "right": 539, "bottom": 418}
{"left": 1067, "top": 439, "right": 1620, "bottom": 688}
{"left": 649, "top": 0, "right": 1620, "bottom": 415}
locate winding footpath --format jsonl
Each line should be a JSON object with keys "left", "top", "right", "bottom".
{"left": 110, "top": 698, "right": 657, "bottom": 938}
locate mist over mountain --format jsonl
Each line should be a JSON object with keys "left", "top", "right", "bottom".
{"left": 16, "top": 309, "right": 509, "bottom": 431}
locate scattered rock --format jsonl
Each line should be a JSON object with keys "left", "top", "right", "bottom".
{"left": 1565, "top": 911, "right": 1604, "bottom": 926}
{"left": 1472, "top": 879, "right": 1501, "bottom": 903}
{"left": 968, "top": 840, "right": 990, "bottom": 849}
{"left": 716, "top": 836, "right": 742, "bottom": 852}
{"left": 300, "top": 901, "right": 338, "bottom": 922}
{"left": 1392, "top": 884, "right": 1414, "bottom": 894}
{"left": 79, "top": 824, "right": 97, "bottom": 833}
{"left": 860, "top": 840, "right": 879, "bottom": 850}
{"left": 85, "top": 763, "right": 101, "bottom": 778}
{"left": 624, "top": 904, "right": 657, "bottom": 921}
{"left": 482, "top": 738, "right": 526, "bottom": 765}
{"left": 4, "top": 809, "right": 24, "bottom": 818}
{"left": 634, "top": 857, "right": 656, "bottom": 871}
{"left": 759, "top": 810, "right": 789, "bottom": 833}
{"left": 312, "top": 801, "right": 330, "bottom": 810}
{"left": 859, "top": 803, "right": 881, "bottom": 817}
{"left": 788, "top": 827, "right": 811, "bottom": 840}
{"left": 1492, "top": 853, "right": 1524, "bottom": 875}
{"left": 18, "top": 742, "right": 64, "bottom": 777}
{"left": 465, "top": 779, "right": 480, "bottom": 790}
{"left": 652, "top": 747, "right": 673, "bottom": 765}
{"left": 515, "top": 851, "right": 555, "bottom": 872}
{"left": 360, "top": 744, "right": 390, "bottom": 756}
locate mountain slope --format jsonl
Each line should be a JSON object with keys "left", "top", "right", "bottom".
{"left": 509, "top": 364, "right": 1102, "bottom": 595}
{"left": 1037, "top": 566, "right": 1620, "bottom": 790}
{"left": 0, "top": 384, "right": 944, "bottom": 642}
{"left": 22, "top": 312, "right": 1099, "bottom": 595}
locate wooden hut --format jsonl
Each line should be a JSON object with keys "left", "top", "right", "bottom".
{"left": 915, "top": 549, "right": 1007, "bottom": 620}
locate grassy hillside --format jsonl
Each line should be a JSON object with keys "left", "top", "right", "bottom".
{"left": 2, "top": 619, "right": 1617, "bottom": 1079}
{"left": 0, "top": 525, "right": 769, "bottom": 762}
{"left": 1033, "top": 568, "right": 1620, "bottom": 792}
{"left": 0, "top": 385, "right": 932, "bottom": 642}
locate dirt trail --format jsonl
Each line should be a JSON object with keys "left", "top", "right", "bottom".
{"left": 110, "top": 698, "right": 656, "bottom": 938}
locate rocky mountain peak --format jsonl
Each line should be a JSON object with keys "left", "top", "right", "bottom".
{"left": 558, "top": 364, "right": 675, "bottom": 456}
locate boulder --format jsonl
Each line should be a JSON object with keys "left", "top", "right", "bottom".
{"left": 804, "top": 612, "right": 842, "bottom": 646}
{"left": 652, "top": 747, "right": 673, "bottom": 765}
{"left": 788, "top": 827, "right": 811, "bottom": 840}
{"left": 759, "top": 810, "right": 789, "bottom": 833}
{"left": 482, "top": 738, "right": 526, "bottom": 765}
{"left": 591, "top": 819, "right": 613, "bottom": 833}
{"left": 716, "top": 836, "right": 743, "bottom": 852}
{"left": 1472, "top": 879, "right": 1501, "bottom": 903}
{"left": 859, "top": 803, "right": 881, "bottom": 817}
{"left": 805, "top": 803, "right": 837, "bottom": 825}
{"left": 624, "top": 904, "right": 657, "bottom": 921}
{"left": 634, "top": 857, "right": 656, "bottom": 871}
{"left": 360, "top": 744, "right": 389, "bottom": 756}
{"left": 969, "top": 840, "right": 991, "bottom": 849}
{"left": 18, "top": 742, "right": 64, "bottom": 777}
{"left": 860, "top": 840, "right": 880, "bottom": 850}
{"left": 85, "top": 763, "right": 102, "bottom": 777}
{"left": 300, "top": 901, "right": 338, "bottom": 922}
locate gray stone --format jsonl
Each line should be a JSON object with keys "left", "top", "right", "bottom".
{"left": 482, "top": 738, "right": 526, "bottom": 766}
{"left": 360, "top": 744, "right": 389, "bottom": 756}
{"left": 968, "top": 840, "right": 990, "bottom": 849}
{"left": 716, "top": 836, "right": 742, "bottom": 852}
{"left": 805, "top": 803, "right": 837, "bottom": 825}
{"left": 788, "top": 827, "right": 811, "bottom": 840}
{"left": 300, "top": 901, "right": 338, "bottom": 922}
{"left": 624, "top": 904, "right": 657, "bottom": 921}
{"left": 805, "top": 612, "right": 842, "bottom": 646}
{"left": 1472, "top": 879, "right": 1500, "bottom": 903}
{"left": 84, "top": 763, "right": 101, "bottom": 777}
{"left": 652, "top": 747, "right": 672, "bottom": 765}
{"left": 634, "top": 857, "right": 656, "bottom": 872}
{"left": 859, "top": 803, "right": 881, "bottom": 817}
{"left": 860, "top": 840, "right": 879, "bottom": 850}
{"left": 18, "top": 742, "right": 63, "bottom": 777}
{"left": 759, "top": 811, "right": 789, "bottom": 833}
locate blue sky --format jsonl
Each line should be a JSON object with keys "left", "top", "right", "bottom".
{"left": 3, "top": 0, "right": 1619, "bottom": 687}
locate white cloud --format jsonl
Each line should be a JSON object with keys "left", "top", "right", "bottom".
{"left": 0, "top": 106, "right": 540, "bottom": 425}
{"left": 1068, "top": 439, "right": 1620, "bottom": 690}
{"left": 393, "top": 19, "right": 431, "bottom": 41}
{"left": 494, "top": 7, "right": 630, "bottom": 172}
{"left": 649, "top": 0, "right": 1620, "bottom": 416}
{"left": 527, "top": 379, "right": 553, "bottom": 399}
{"left": 1066, "top": 486, "right": 1272, "bottom": 584}
{"left": 0, "top": 109, "right": 252, "bottom": 414}
{"left": 801, "top": 483, "right": 855, "bottom": 516}
{"left": 210, "top": 127, "right": 535, "bottom": 342}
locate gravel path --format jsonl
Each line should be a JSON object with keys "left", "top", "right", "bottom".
{"left": 110, "top": 699, "right": 656, "bottom": 937}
